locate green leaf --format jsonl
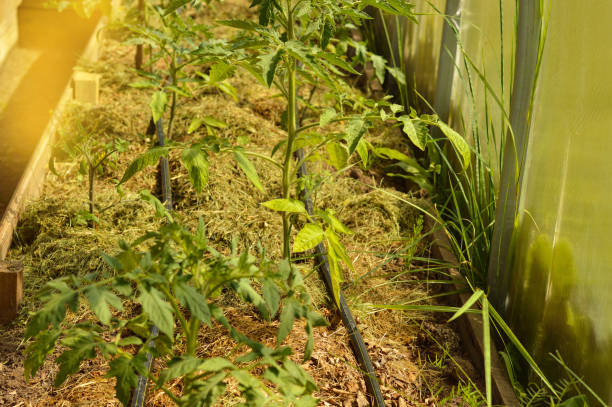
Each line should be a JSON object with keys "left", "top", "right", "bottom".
{"left": 262, "top": 279, "right": 281, "bottom": 318}
{"left": 437, "top": 121, "right": 471, "bottom": 168}
{"left": 304, "top": 320, "right": 314, "bottom": 361}
{"left": 390, "top": 104, "right": 404, "bottom": 114}
{"left": 150, "top": 91, "right": 168, "bottom": 124}
{"left": 356, "top": 139, "right": 369, "bottom": 168}
{"left": 318, "top": 209, "right": 352, "bottom": 235}
{"left": 181, "top": 146, "right": 210, "bottom": 193}
{"left": 164, "top": 0, "right": 191, "bottom": 15}
{"left": 325, "top": 228, "right": 352, "bottom": 270}
{"left": 117, "top": 336, "right": 143, "bottom": 346}
{"left": 360, "top": 0, "right": 415, "bottom": 16}
{"left": 55, "top": 330, "right": 97, "bottom": 386}
{"left": 159, "top": 356, "right": 206, "bottom": 383}
{"left": 138, "top": 287, "right": 174, "bottom": 338}
{"left": 234, "top": 279, "right": 269, "bottom": 320}
{"left": 159, "top": 356, "right": 233, "bottom": 384}
{"left": 201, "top": 116, "right": 228, "bottom": 129}
{"left": 318, "top": 52, "right": 360, "bottom": 75}
{"left": 326, "top": 142, "right": 348, "bottom": 170}
{"left": 256, "top": 0, "right": 275, "bottom": 25}
{"left": 325, "top": 241, "right": 343, "bottom": 308}
{"left": 370, "top": 54, "right": 386, "bottom": 84}
{"left": 483, "top": 297, "right": 491, "bottom": 407}
{"left": 139, "top": 190, "right": 172, "bottom": 219}
{"left": 119, "top": 146, "right": 170, "bottom": 185}
{"left": 374, "top": 146, "right": 411, "bottom": 162}
{"left": 399, "top": 116, "right": 425, "bottom": 151}
{"left": 129, "top": 80, "right": 157, "bottom": 88}
{"left": 101, "top": 252, "right": 122, "bottom": 271}
{"left": 234, "top": 150, "right": 265, "bottom": 192}
{"left": 321, "top": 19, "right": 334, "bottom": 50}
{"left": 174, "top": 282, "right": 211, "bottom": 325}
{"left": 24, "top": 329, "right": 61, "bottom": 381}
{"left": 107, "top": 354, "right": 143, "bottom": 405}
{"left": 25, "top": 282, "right": 79, "bottom": 339}
{"left": 277, "top": 300, "right": 296, "bottom": 345}
{"left": 189, "top": 116, "right": 228, "bottom": 134}
{"left": 217, "top": 19, "right": 261, "bottom": 31}
{"left": 293, "top": 224, "right": 324, "bottom": 253}
{"left": 215, "top": 81, "right": 238, "bottom": 101}
{"left": 324, "top": 228, "right": 352, "bottom": 307}
{"left": 209, "top": 62, "right": 235, "bottom": 84}
{"left": 259, "top": 50, "right": 283, "bottom": 88}
{"left": 188, "top": 118, "right": 203, "bottom": 134}
{"left": 200, "top": 357, "right": 235, "bottom": 372}
{"left": 345, "top": 118, "right": 368, "bottom": 155}
{"left": 388, "top": 66, "right": 406, "bottom": 85}
{"left": 319, "top": 108, "right": 337, "bottom": 127}
{"left": 85, "top": 286, "right": 123, "bottom": 325}
{"left": 448, "top": 289, "right": 483, "bottom": 322}
{"left": 261, "top": 199, "right": 306, "bottom": 214}
{"left": 558, "top": 396, "right": 589, "bottom": 407}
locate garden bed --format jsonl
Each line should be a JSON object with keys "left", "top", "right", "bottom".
{"left": 0, "top": 1, "right": 484, "bottom": 406}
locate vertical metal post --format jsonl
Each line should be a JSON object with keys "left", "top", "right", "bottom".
{"left": 432, "top": 0, "right": 461, "bottom": 123}
{"left": 487, "top": 0, "right": 543, "bottom": 310}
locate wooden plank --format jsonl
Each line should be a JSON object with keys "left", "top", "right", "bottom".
{"left": 0, "top": 261, "right": 23, "bottom": 324}
{"left": 0, "top": 0, "right": 22, "bottom": 67}
{"left": 0, "top": 18, "right": 105, "bottom": 260}
{"left": 427, "top": 220, "right": 519, "bottom": 406}
{"left": 73, "top": 71, "right": 101, "bottom": 105}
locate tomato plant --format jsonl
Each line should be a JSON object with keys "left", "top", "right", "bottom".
{"left": 24, "top": 219, "right": 325, "bottom": 406}
{"left": 49, "top": 118, "right": 128, "bottom": 226}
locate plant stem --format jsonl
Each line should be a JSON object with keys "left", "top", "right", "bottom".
{"left": 135, "top": 0, "right": 144, "bottom": 69}
{"left": 281, "top": 0, "right": 297, "bottom": 259}
{"left": 88, "top": 164, "right": 95, "bottom": 216}
{"left": 167, "top": 64, "right": 177, "bottom": 140}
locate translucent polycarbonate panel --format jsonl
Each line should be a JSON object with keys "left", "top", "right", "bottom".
{"left": 368, "top": 0, "right": 446, "bottom": 110}
{"left": 402, "top": 0, "right": 446, "bottom": 107}
{"left": 506, "top": 1, "right": 612, "bottom": 401}
{"left": 448, "top": 0, "right": 515, "bottom": 177}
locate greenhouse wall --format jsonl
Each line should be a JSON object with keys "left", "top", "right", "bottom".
{"left": 500, "top": 0, "right": 612, "bottom": 401}
{"left": 371, "top": 0, "right": 612, "bottom": 400}
{"left": 368, "top": 0, "right": 446, "bottom": 110}
{"left": 446, "top": 0, "right": 515, "bottom": 177}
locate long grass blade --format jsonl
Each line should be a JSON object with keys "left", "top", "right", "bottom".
{"left": 482, "top": 297, "right": 492, "bottom": 407}
{"left": 448, "top": 289, "right": 483, "bottom": 322}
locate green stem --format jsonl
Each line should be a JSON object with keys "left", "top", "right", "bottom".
{"left": 88, "top": 164, "right": 95, "bottom": 217}
{"left": 148, "top": 372, "right": 181, "bottom": 404}
{"left": 220, "top": 149, "right": 283, "bottom": 169}
{"left": 281, "top": 0, "right": 297, "bottom": 259}
{"left": 295, "top": 114, "right": 379, "bottom": 135}
{"left": 167, "top": 60, "right": 177, "bottom": 140}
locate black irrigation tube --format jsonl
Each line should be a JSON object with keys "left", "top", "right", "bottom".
{"left": 131, "top": 117, "right": 171, "bottom": 407}
{"left": 129, "top": 122, "right": 384, "bottom": 405}
{"left": 295, "top": 149, "right": 386, "bottom": 407}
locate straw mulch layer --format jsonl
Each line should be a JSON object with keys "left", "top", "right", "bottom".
{"left": 0, "top": 2, "right": 481, "bottom": 406}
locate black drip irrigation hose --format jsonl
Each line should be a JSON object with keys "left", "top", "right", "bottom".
{"left": 129, "top": 116, "right": 384, "bottom": 405}
{"left": 131, "top": 118, "right": 171, "bottom": 407}
{"left": 295, "top": 149, "right": 386, "bottom": 407}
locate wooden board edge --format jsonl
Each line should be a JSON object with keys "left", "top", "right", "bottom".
{"left": 0, "top": 17, "right": 106, "bottom": 260}
{"left": 427, "top": 219, "right": 520, "bottom": 407}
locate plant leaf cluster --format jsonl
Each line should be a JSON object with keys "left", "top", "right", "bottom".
{"left": 25, "top": 220, "right": 325, "bottom": 406}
